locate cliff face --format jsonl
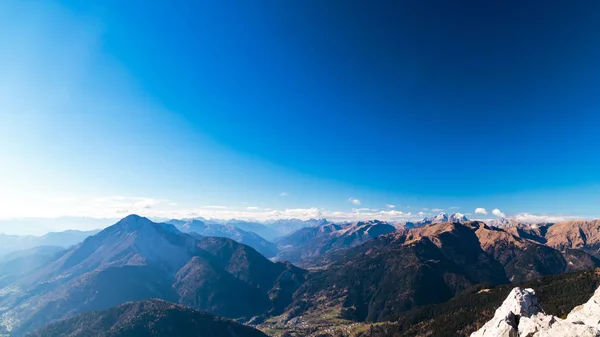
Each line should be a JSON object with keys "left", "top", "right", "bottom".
{"left": 472, "top": 285, "right": 600, "bottom": 336}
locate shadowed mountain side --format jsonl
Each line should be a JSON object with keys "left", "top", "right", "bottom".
{"left": 26, "top": 298, "right": 268, "bottom": 337}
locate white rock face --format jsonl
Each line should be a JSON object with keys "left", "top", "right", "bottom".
{"left": 471, "top": 286, "right": 600, "bottom": 337}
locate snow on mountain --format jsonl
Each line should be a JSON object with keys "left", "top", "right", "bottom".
{"left": 472, "top": 285, "right": 600, "bottom": 336}
{"left": 487, "top": 217, "right": 513, "bottom": 227}
{"left": 415, "top": 212, "right": 469, "bottom": 226}
{"left": 487, "top": 216, "right": 556, "bottom": 228}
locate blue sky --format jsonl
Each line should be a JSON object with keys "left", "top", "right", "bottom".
{"left": 1, "top": 0, "right": 599, "bottom": 227}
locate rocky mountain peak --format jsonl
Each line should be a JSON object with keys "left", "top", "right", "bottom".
{"left": 472, "top": 285, "right": 600, "bottom": 336}
{"left": 471, "top": 287, "right": 541, "bottom": 337}
{"left": 450, "top": 212, "right": 468, "bottom": 222}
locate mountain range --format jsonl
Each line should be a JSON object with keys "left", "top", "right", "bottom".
{"left": 0, "top": 215, "right": 306, "bottom": 336}
{"left": 266, "top": 218, "right": 331, "bottom": 236}
{"left": 274, "top": 220, "right": 397, "bottom": 266}
{"left": 270, "top": 221, "right": 599, "bottom": 333}
{"left": 0, "top": 230, "right": 99, "bottom": 256}
{"left": 2, "top": 214, "right": 600, "bottom": 336}
{"left": 417, "top": 212, "right": 469, "bottom": 226}
{"left": 165, "top": 219, "right": 278, "bottom": 258}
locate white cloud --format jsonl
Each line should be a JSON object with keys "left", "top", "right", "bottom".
{"left": 245, "top": 206, "right": 260, "bottom": 211}
{"left": 422, "top": 208, "right": 429, "bottom": 211}
{"left": 475, "top": 208, "right": 488, "bottom": 215}
{"left": 353, "top": 208, "right": 379, "bottom": 212}
{"left": 201, "top": 205, "right": 228, "bottom": 210}
{"left": 418, "top": 211, "right": 425, "bottom": 216}
{"left": 386, "top": 204, "right": 395, "bottom": 209}
{"left": 280, "top": 192, "right": 288, "bottom": 197}
{"left": 432, "top": 208, "right": 444, "bottom": 212}
{"left": 449, "top": 206, "right": 460, "bottom": 210}
{"left": 348, "top": 197, "right": 361, "bottom": 205}
{"left": 492, "top": 208, "right": 506, "bottom": 218}
{"left": 512, "top": 213, "right": 572, "bottom": 224}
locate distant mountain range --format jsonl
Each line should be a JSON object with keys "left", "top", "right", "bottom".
{"left": 191, "top": 218, "right": 332, "bottom": 240}
{"left": 417, "top": 212, "right": 469, "bottom": 225}
{"left": 0, "top": 229, "right": 99, "bottom": 256}
{"left": 266, "top": 218, "right": 331, "bottom": 236}
{"left": 165, "top": 219, "right": 278, "bottom": 258}
{"left": 275, "top": 220, "right": 397, "bottom": 266}
{"left": 206, "top": 219, "right": 282, "bottom": 240}
{"left": 26, "top": 299, "right": 268, "bottom": 337}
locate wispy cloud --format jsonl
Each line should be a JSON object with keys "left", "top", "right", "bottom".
{"left": 279, "top": 192, "right": 288, "bottom": 197}
{"left": 353, "top": 208, "right": 379, "bottom": 212}
{"left": 201, "top": 205, "right": 228, "bottom": 210}
{"left": 512, "top": 213, "right": 573, "bottom": 223}
{"left": 348, "top": 197, "right": 361, "bottom": 205}
{"left": 449, "top": 206, "right": 460, "bottom": 210}
{"left": 245, "top": 206, "right": 260, "bottom": 211}
{"left": 386, "top": 204, "right": 395, "bottom": 209}
{"left": 432, "top": 208, "right": 444, "bottom": 212}
{"left": 475, "top": 207, "right": 488, "bottom": 215}
{"left": 492, "top": 208, "right": 506, "bottom": 218}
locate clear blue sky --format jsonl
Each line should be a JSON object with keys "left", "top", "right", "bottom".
{"left": 1, "top": 0, "right": 599, "bottom": 224}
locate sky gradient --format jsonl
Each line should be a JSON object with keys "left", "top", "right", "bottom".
{"left": 1, "top": 0, "right": 599, "bottom": 230}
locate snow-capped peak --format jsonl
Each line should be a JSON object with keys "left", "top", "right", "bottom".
{"left": 418, "top": 212, "right": 468, "bottom": 226}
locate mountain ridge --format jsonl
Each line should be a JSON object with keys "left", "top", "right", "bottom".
{"left": 26, "top": 298, "right": 268, "bottom": 337}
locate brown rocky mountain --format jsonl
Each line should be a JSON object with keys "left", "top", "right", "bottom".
{"left": 276, "top": 221, "right": 599, "bottom": 328}
{"left": 27, "top": 298, "right": 268, "bottom": 337}
{"left": 0, "top": 215, "right": 306, "bottom": 336}
{"left": 544, "top": 220, "right": 600, "bottom": 257}
{"left": 499, "top": 220, "right": 600, "bottom": 258}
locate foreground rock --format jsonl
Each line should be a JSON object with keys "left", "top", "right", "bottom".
{"left": 472, "top": 285, "right": 600, "bottom": 336}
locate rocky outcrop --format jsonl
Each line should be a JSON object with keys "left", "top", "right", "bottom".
{"left": 472, "top": 285, "right": 600, "bottom": 336}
